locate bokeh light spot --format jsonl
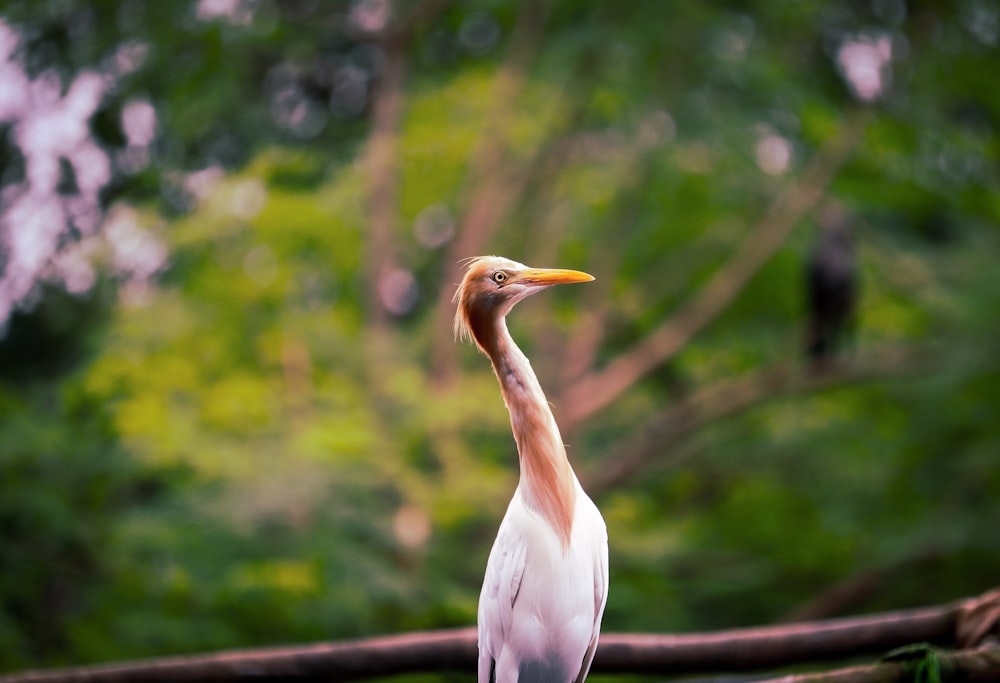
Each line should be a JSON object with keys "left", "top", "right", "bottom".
{"left": 243, "top": 245, "right": 279, "bottom": 288}
{"left": 836, "top": 33, "right": 893, "bottom": 102}
{"left": 379, "top": 267, "right": 418, "bottom": 316}
{"left": 122, "top": 99, "right": 157, "bottom": 147}
{"left": 349, "top": 0, "right": 390, "bottom": 35}
{"left": 414, "top": 203, "right": 455, "bottom": 248}
{"left": 393, "top": 504, "right": 431, "bottom": 549}
{"left": 459, "top": 12, "right": 500, "bottom": 55}
{"left": 231, "top": 178, "right": 268, "bottom": 220}
{"left": 755, "top": 133, "right": 792, "bottom": 176}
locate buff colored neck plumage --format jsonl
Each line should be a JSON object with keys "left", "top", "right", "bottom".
{"left": 476, "top": 315, "right": 577, "bottom": 550}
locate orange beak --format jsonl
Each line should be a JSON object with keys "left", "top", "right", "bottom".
{"left": 517, "top": 268, "right": 595, "bottom": 287}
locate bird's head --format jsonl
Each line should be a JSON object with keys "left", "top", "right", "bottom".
{"left": 454, "top": 255, "right": 594, "bottom": 354}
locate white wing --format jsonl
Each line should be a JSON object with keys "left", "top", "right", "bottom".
{"left": 478, "top": 503, "right": 527, "bottom": 683}
{"left": 574, "top": 521, "right": 608, "bottom": 683}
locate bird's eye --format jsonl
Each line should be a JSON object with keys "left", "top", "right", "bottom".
{"left": 492, "top": 271, "right": 508, "bottom": 285}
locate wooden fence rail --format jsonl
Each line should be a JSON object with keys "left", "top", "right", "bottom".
{"left": 3, "top": 588, "right": 998, "bottom": 682}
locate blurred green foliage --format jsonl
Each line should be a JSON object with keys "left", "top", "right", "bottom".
{"left": 0, "top": 0, "right": 998, "bottom": 677}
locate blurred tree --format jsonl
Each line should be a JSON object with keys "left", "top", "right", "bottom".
{"left": 0, "top": 0, "right": 998, "bottom": 677}
{"left": 0, "top": 378, "right": 183, "bottom": 668}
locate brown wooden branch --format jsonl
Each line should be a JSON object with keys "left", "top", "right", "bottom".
{"left": 594, "top": 601, "right": 964, "bottom": 676}
{"left": 364, "top": 0, "right": 450, "bottom": 328}
{"left": 363, "top": 26, "right": 407, "bottom": 330}
{"left": 1, "top": 629, "right": 477, "bottom": 683}
{"left": 7, "top": 590, "right": 998, "bottom": 683}
{"left": 531, "top": 121, "right": 659, "bottom": 404}
{"left": 584, "top": 344, "right": 923, "bottom": 499}
{"left": 557, "top": 259, "right": 614, "bottom": 388}
{"left": 560, "top": 107, "right": 873, "bottom": 431}
{"left": 553, "top": 142, "right": 664, "bottom": 402}
{"left": 758, "top": 646, "right": 1000, "bottom": 683}
{"left": 363, "top": 0, "right": 453, "bottom": 328}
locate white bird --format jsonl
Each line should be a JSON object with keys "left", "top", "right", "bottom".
{"left": 454, "top": 256, "right": 608, "bottom": 683}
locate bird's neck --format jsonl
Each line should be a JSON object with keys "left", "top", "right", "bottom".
{"left": 486, "top": 318, "right": 577, "bottom": 549}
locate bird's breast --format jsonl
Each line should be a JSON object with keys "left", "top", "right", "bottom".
{"left": 502, "top": 489, "right": 605, "bottom": 655}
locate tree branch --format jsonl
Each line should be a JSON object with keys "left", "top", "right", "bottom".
{"left": 7, "top": 589, "right": 999, "bottom": 683}
{"left": 595, "top": 601, "right": 964, "bottom": 676}
{"left": 584, "top": 344, "right": 924, "bottom": 499}
{"left": 554, "top": 142, "right": 664, "bottom": 402}
{"left": 779, "top": 548, "right": 943, "bottom": 623}
{"left": 363, "top": 0, "right": 454, "bottom": 328}
{"left": 363, "top": 24, "right": 407, "bottom": 330}
{"left": 560, "top": 107, "right": 873, "bottom": 430}
{"left": 758, "top": 646, "right": 1000, "bottom": 683}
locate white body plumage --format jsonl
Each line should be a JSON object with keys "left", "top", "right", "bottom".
{"left": 478, "top": 480, "right": 608, "bottom": 683}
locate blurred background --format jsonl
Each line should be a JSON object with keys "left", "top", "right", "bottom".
{"left": 0, "top": 0, "right": 998, "bottom": 679}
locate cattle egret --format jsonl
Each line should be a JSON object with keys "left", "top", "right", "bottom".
{"left": 454, "top": 255, "right": 608, "bottom": 683}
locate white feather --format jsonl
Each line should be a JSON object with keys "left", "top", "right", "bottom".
{"left": 478, "top": 477, "right": 608, "bottom": 683}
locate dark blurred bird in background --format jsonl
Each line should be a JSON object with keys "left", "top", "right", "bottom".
{"left": 805, "top": 205, "right": 858, "bottom": 365}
